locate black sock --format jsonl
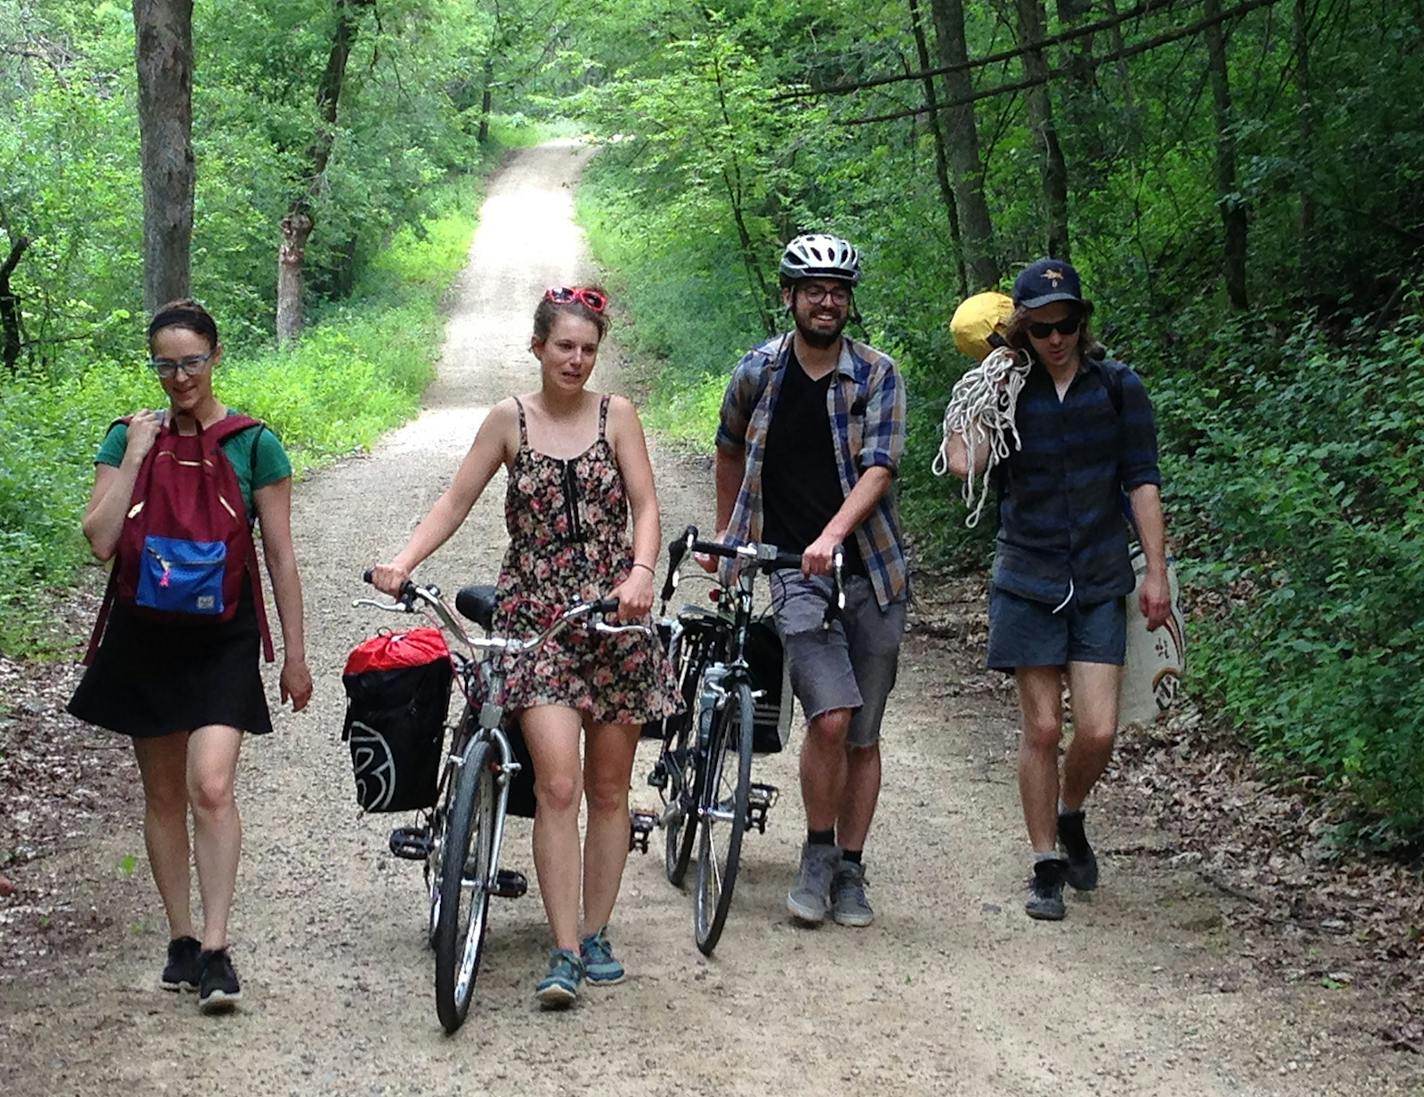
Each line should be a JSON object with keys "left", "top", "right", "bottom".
{"left": 841, "top": 849, "right": 863, "bottom": 865}
{"left": 807, "top": 828, "right": 836, "bottom": 846}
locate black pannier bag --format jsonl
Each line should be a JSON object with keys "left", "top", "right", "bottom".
{"left": 744, "top": 619, "right": 792, "bottom": 754}
{"left": 501, "top": 716, "right": 538, "bottom": 818}
{"left": 341, "top": 628, "right": 452, "bottom": 813}
{"left": 642, "top": 608, "right": 790, "bottom": 754}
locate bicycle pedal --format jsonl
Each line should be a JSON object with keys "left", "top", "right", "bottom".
{"left": 388, "top": 826, "right": 433, "bottom": 860}
{"left": 746, "top": 783, "right": 779, "bottom": 834}
{"left": 629, "top": 810, "right": 658, "bottom": 854}
{"left": 492, "top": 868, "right": 528, "bottom": 899}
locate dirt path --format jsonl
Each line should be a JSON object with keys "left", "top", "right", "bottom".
{"left": 2, "top": 142, "right": 1418, "bottom": 1097}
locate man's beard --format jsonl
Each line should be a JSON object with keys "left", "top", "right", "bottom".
{"left": 793, "top": 312, "right": 846, "bottom": 349}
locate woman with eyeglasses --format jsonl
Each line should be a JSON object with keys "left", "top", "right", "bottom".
{"left": 370, "top": 286, "right": 677, "bottom": 1008}
{"left": 68, "top": 298, "right": 313, "bottom": 1012}
{"left": 944, "top": 259, "right": 1170, "bottom": 922}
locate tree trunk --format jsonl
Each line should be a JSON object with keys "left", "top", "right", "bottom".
{"left": 1293, "top": 0, "right": 1314, "bottom": 270}
{"left": 277, "top": 212, "right": 313, "bottom": 346}
{"left": 478, "top": 55, "right": 494, "bottom": 145}
{"left": 1, "top": 233, "right": 30, "bottom": 372}
{"left": 275, "top": 0, "right": 367, "bottom": 345}
{"left": 909, "top": 0, "right": 967, "bottom": 298}
{"left": 1017, "top": 0, "right": 1071, "bottom": 259}
{"left": 131, "top": 0, "right": 194, "bottom": 313}
{"left": 1203, "top": 0, "right": 1248, "bottom": 309}
{"left": 928, "top": 0, "right": 999, "bottom": 290}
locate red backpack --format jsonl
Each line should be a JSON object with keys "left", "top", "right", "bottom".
{"left": 84, "top": 413, "right": 274, "bottom": 665}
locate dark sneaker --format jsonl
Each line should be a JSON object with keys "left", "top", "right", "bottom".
{"left": 786, "top": 842, "right": 841, "bottom": 925}
{"left": 830, "top": 862, "right": 874, "bottom": 927}
{"left": 197, "top": 948, "right": 242, "bottom": 1014}
{"left": 535, "top": 948, "right": 584, "bottom": 1009}
{"left": 579, "top": 927, "right": 625, "bottom": 986}
{"left": 160, "top": 935, "right": 202, "bottom": 992}
{"left": 1057, "top": 809, "right": 1100, "bottom": 891}
{"left": 1025, "top": 856, "right": 1068, "bottom": 921}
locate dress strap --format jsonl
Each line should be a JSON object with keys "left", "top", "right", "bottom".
{"left": 598, "top": 395, "right": 611, "bottom": 441}
{"left": 512, "top": 396, "right": 529, "bottom": 447}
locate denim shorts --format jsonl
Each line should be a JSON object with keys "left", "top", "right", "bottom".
{"left": 769, "top": 572, "right": 906, "bottom": 747}
{"left": 986, "top": 585, "right": 1126, "bottom": 670}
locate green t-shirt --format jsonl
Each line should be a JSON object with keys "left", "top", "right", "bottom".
{"left": 96, "top": 413, "right": 292, "bottom": 515}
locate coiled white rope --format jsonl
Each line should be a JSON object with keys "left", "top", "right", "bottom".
{"left": 932, "top": 345, "right": 1031, "bottom": 527}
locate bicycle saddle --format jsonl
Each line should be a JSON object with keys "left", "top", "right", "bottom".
{"left": 455, "top": 584, "right": 499, "bottom": 630}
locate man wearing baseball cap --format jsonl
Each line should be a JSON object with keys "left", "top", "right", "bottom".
{"left": 944, "top": 258, "right": 1171, "bottom": 920}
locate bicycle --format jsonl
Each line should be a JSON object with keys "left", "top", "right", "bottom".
{"left": 353, "top": 575, "right": 647, "bottom": 1032}
{"left": 644, "top": 526, "right": 842, "bottom": 955}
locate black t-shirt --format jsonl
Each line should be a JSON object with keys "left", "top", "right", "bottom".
{"left": 760, "top": 350, "right": 866, "bottom": 576}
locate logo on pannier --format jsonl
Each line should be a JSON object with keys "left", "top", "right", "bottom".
{"left": 348, "top": 720, "right": 398, "bottom": 812}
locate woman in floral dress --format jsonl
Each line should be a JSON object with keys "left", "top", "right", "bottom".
{"left": 372, "top": 286, "right": 677, "bottom": 1008}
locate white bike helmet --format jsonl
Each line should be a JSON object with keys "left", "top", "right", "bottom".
{"left": 779, "top": 233, "right": 861, "bottom": 286}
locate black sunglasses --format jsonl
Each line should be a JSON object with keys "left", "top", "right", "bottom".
{"left": 1027, "top": 316, "right": 1081, "bottom": 339}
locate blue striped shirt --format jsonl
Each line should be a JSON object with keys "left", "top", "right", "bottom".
{"left": 716, "top": 333, "right": 909, "bottom": 608}
{"left": 991, "top": 357, "right": 1161, "bottom": 606}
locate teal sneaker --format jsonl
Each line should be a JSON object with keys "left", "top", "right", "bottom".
{"left": 535, "top": 948, "right": 584, "bottom": 1009}
{"left": 579, "top": 927, "right": 625, "bottom": 986}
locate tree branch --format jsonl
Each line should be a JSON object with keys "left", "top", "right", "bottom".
{"left": 839, "top": 0, "right": 1283, "bottom": 126}
{"left": 773, "top": 0, "right": 1182, "bottom": 102}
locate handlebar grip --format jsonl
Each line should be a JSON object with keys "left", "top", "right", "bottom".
{"left": 362, "top": 568, "right": 374, "bottom": 584}
{"left": 590, "top": 597, "right": 621, "bottom": 615}
{"left": 772, "top": 552, "right": 804, "bottom": 571}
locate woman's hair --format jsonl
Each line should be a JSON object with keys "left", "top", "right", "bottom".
{"left": 1004, "top": 302, "right": 1106, "bottom": 362}
{"left": 533, "top": 285, "right": 611, "bottom": 342}
{"left": 148, "top": 298, "right": 219, "bottom": 351}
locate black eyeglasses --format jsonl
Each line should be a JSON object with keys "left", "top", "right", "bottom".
{"left": 800, "top": 284, "right": 852, "bottom": 306}
{"left": 147, "top": 351, "right": 214, "bottom": 379}
{"left": 1026, "top": 316, "right": 1081, "bottom": 339}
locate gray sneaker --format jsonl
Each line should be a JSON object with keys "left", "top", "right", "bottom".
{"left": 786, "top": 842, "right": 841, "bottom": 925}
{"left": 830, "top": 861, "right": 874, "bottom": 927}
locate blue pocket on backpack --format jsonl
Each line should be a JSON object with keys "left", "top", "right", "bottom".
{"left": 136, "top": 535, "right": 226, "bottom": 616}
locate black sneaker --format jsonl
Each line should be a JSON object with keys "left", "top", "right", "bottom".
{"left": 1057, "top": 809, "right": 1099, "bottom": 891}
{"left": 1025, "top": 856, "right": 1068, "bottom": 920}
{"left": 197, "top": 948, "right": 242, "bottom": 1014}
{"left": 160, "top": 935, "right": 202, "bottom": 992}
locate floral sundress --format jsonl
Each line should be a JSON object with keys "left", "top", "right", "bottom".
{"left": 496, "top": 395, "right": 679, "bottom": 724}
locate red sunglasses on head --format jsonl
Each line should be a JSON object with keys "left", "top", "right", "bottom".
{"left": 544, "top": 286, "right": 608, "bottom": 313}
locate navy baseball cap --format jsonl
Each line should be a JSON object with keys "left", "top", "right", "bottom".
{"left": 1013, "top": 258, "right": 1085, "bottom": 309}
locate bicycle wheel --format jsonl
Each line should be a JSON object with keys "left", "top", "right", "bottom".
{"left": 663, "top": 625, "right": 710, "bottom": 886}
{"left": 693, "top": 680, "right": 754, "bottom": 956}
{"left": 663, "top": 707, "right": 700, "bottom": 887}
{"left": 433, "top": 737, "right": 496, "bottom": 1034}
{"left": 426, "top": 706, "right": 474, "bottom": 949}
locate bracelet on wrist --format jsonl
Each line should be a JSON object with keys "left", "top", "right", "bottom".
{"left": 631, "top": 562, "right": 655, "bottom": 575}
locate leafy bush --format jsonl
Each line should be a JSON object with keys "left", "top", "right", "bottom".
{"left": 0, "top": 195, "right": 479, "bottom": 655}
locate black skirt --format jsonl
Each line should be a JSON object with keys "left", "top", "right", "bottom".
{"left": 68, "top": 588, "right": 273, "bottom": 737}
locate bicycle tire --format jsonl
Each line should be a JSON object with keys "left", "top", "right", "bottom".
{"left": 426, "top": 705, "right": 474, "bottom": 949}
{"left": 663, "top": 709, "right": 700, "bottom": 887}
{"left": 433, "top": 737, "right": 496, "bottom": 1034}
{"left": 693, "top": 679, "right": 754, "bottom": 956}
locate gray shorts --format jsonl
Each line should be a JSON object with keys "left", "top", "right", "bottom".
{"left": 769, "top": 572, "right": 906, "bottom": 748}
{"left": 986, "top": 585, "right": 1126, "bottom": 670}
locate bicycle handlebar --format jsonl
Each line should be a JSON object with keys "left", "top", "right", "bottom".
{"left": 660, "top": 526, "right": 845, "bottom": 626}
{"left": 354, "top": 574, "right": 642, "bottom": 658}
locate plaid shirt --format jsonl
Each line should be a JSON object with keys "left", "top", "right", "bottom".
{"left": 716, "top": 333, "right": 909, "bottom": 608}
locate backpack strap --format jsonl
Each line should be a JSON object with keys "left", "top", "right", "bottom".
{"left": 82, "top": 568, "right": 118, "bottom": 667}
{"left": 207, "top": 414, "right": 276, "bottom": 662}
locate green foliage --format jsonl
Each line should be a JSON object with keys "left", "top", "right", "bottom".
{"left": 554, "top": 0, "right": 1424, "bottom": 847}
{"left": 1149, "top": 309, "right": 1424, "bottom": 844}
{"left": 0, "top": 192, "right": 479, "bottom": 655}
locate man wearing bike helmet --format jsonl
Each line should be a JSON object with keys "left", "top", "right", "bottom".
{"left": 711, "top": 232, "right": 908, "bottom": 929}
